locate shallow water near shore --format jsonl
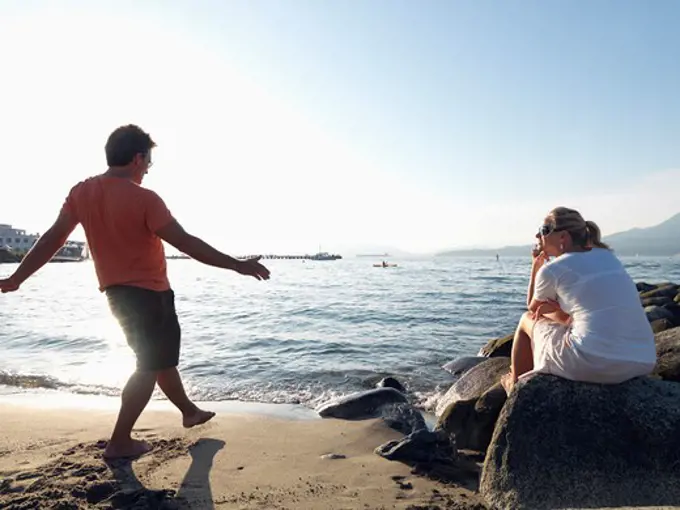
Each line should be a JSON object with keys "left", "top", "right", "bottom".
{"left": 1, "top": 255, "right": 678, "bottom": 412}
{"left": 0, "top": 388, "right": 320, "bottom": 420}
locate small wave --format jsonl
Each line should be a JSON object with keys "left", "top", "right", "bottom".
{"left": 0, "top": 369, "right": 444, "bottom": 414}
{"left": 0, "top": 371, "right": 65, "bottom": 390}
{"left": 413, "top": 388, "right": 447, "bottom": 413}
{"left": 0, "top": 370, "right": 120, "bottom": 397}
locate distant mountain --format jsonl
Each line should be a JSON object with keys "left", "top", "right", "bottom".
{"left": 604, "top": 212, "right": 680, "bottom": 256}
{"left": 437, "top": 212, "right": 680, "bottom": 257}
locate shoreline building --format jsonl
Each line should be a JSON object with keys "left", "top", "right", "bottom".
{"left": 0, "top": 224, "right": 39, "bottom": 252}
{"left": 0, "top": 223, "right": 86, "bottom": 261}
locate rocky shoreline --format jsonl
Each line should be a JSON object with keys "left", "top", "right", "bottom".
{"left": 316, "top": 281, "right": 680, "bottom": 509}
{"left": 0, "top": 247, "right": 20, "bottom": 264}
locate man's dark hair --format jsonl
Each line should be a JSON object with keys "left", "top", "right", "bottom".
{"left": 105, "top": 124, "right": 156, "bottom": 166}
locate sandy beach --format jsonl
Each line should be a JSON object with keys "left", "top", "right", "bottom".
{"left": 0, "top": 396, "right": 486, "bottom": 509}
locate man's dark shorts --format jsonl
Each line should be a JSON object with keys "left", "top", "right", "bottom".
{"left": 105, "top": 285, "right": 181, "bottom": 372}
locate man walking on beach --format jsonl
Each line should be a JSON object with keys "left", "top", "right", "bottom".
{"left": 0, "top": 124, "right": 270, "bottom": 459}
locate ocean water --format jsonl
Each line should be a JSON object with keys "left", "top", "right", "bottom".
{"left": 1, "top": 256, "right": 678, "bottom": 411}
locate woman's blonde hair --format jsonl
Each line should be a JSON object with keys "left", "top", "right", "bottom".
{"left": 547, "top": 207, "right": 610, "bottom": 250}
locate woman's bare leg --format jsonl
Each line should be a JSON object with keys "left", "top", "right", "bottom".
{"left": 501, "top": 311, "right": 536, "bottom": 394}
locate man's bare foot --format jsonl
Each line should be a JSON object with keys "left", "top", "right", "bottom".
{"left": 103, "top": 438, "right": 152, "bottom": 460}
{"left": 500, "top": 372, "right": 516, "bottom": 395}
{"left": 183, "top": 409, "right": 216, "bottom": 429}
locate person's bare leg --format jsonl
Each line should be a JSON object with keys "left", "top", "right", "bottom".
{"left": 104, "top": 370, "right": 157, "bottom": 459}
{"left": 501, "top": 311, "right": 535, "bottom": 394}
{"left": 156, "top": 367, "right": 215, "bottom": 428}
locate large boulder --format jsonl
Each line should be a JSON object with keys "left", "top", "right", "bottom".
{"left": 480, "top": 375, "right": 680, "bottom": 510}
{"left": 639, "top": 283, "right": 679, "bottom": 300}
{"left": 316, "top": 388, "right": 408, "bottom": 419}
{"left": 380, "top": 403, "right": 427, "bottom": 435}
{"left": 375, "top": 428, "right": 457, "bottom": 465}
{"left": 640, "top": 295, "right": 673, "bottom": 307}
{"left": 441, "top": 356, "right": 488, "bottom": 378}
{"left": 435, "top": 382, "right": 507, "bottom": 452}
{"left": 651, "top": 317, "right": 675, "bottom": 333}
{"left": 376, "top": 376, "right": 406, "bottom": 393}
{"left": 477, "top": 334, "right": 513, "bottom": 358}
{"left": 653, "top": 326, "right": 680, "bottom": 382}
{"left": 662, "top": 302, "right": 680, "bottom": 326}
{"left": 436, "top": 357, "right": 511, "bottom": 452}
{"left": 635, "top": 281, "right": 656, "bottom": 293}
{"left": 644, "top": 304, "right": 675, "bottom": 323}
{"left": 436, "top": 357, "right": 510, "bottom": 416}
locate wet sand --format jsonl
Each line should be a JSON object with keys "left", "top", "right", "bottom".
{"left": 0, "top": 397, "right": 487, "bottom": 509}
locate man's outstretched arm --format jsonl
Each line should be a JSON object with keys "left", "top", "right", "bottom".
{"left": 2, "top": 209, "right": 78, "bottom": 290}
{"left": 156, "top": 220, "right": 270, "bottom": 280}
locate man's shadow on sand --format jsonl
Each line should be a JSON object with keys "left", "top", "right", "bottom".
{"left": 105, "top": 438, "right": 225, "bottom": 509}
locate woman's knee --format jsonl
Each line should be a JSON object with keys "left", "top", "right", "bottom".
{"left": 518, "top": 311, "right": 535, "bottom": 335}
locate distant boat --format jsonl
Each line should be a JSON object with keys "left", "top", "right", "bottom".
{"left": 309, "top": 252, "right": 342, "bottom": 261}
{"left": 51, "top": 242, "right": 86, "bottom": 263}
{"left": 0, "top": 224, "right": 86, "bottom": 263}
{"left": 373, "top": 263, "right": 398, "bottom": 268}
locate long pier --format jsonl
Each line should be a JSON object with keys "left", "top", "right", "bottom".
{"left": 167, "top": 253, "right": 342, "bottom": 261}
{"left": 242, "top": 254, "right": 341, "bottom": 260}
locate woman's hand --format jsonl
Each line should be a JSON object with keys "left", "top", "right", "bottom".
{"left": 531, "top": 245, "right": 548, "bottom": 272}
{"left": 532, "top": 299, "right": 572, "bottom": 325}
{"left": 532, "top": 299, "right": 560, "bottom": 320}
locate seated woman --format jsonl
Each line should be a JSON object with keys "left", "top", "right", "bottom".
{"left": 501, "top": 207, "right": 656, "bottom": 393}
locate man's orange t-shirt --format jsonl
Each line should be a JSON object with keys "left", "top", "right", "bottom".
{"left": 61, "top": 175, "right": 174, "bottom": 292}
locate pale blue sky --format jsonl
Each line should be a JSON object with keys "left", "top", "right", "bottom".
{"left": 1, "top": 1, "right": 678, "bottom": 253}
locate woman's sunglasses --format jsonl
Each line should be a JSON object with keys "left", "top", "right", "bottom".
{"left": 538, "top": 224, "right": 557, "bottom": 236}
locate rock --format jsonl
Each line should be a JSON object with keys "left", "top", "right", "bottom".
{"left": 475, "top": 382, "right": 508, "bottom": 416}
{"left": 15, "top": 472, "right": 42, "bottom": 481}
{"left": 662, "top": 302, "right": 680, "bottom": 326}
{"left": 375, "top": 429, "right": 457, "bottom": 465}
{"left": 641, "top": 295, "right": 672, "bottom": 307}
{"left": 477, "top": 334, "right": 513, "bottom": 358}
{"left": 375, "top": 429, "right": 481, "bottom": 484}
{"left": 653, "top": 326, "right": 680, "bottom": 382}
{"left": 85, "top": 481, "right": 118, "bottom": 504}
{"left": 435, "top": 382, "right": 507, "bottom": 452}
{"left": 380, "top": 403, "right": 427, "bottom": 435}
{"left": 0, "top": 478, "right": 13, "bottom": 495}
{"left": 644, "top": 305, "right": 675, "bottom": 323}
{"left": 635, "top": 281, "right": 656, "bottom": 293}
{"left": 480, "top": 374, "right": 680, "bottom": 510}
{"left": 436, "top": 357, "right": 510, "bottom": 416}
{"left": 106, "top": 488, "right": 177, "bottom": 509}
{"left": 639, "top": 283, "right": 679, "bottom": 300}
{"left": 376, "top": 376, "right": 406, "bottom": 393}
{"left": 651, "top": 318, "right": 674, "bottom": 334}
{"left": 316, "top": 388, "right": 408, "bottom": 419}
{"left": 441, "top": 356, "right": 487, "bottom": 377}
{"left": 320, "top": 453, "right": 346, "bottom": 460}
{"left": 0, "top": 248, "right": 20, "bottom": 264}
{"left": 676, "top": 293, "right": 680, "bottom": 304}
{"left": 317, "top": 380, "right": 424, "bottom": 434}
